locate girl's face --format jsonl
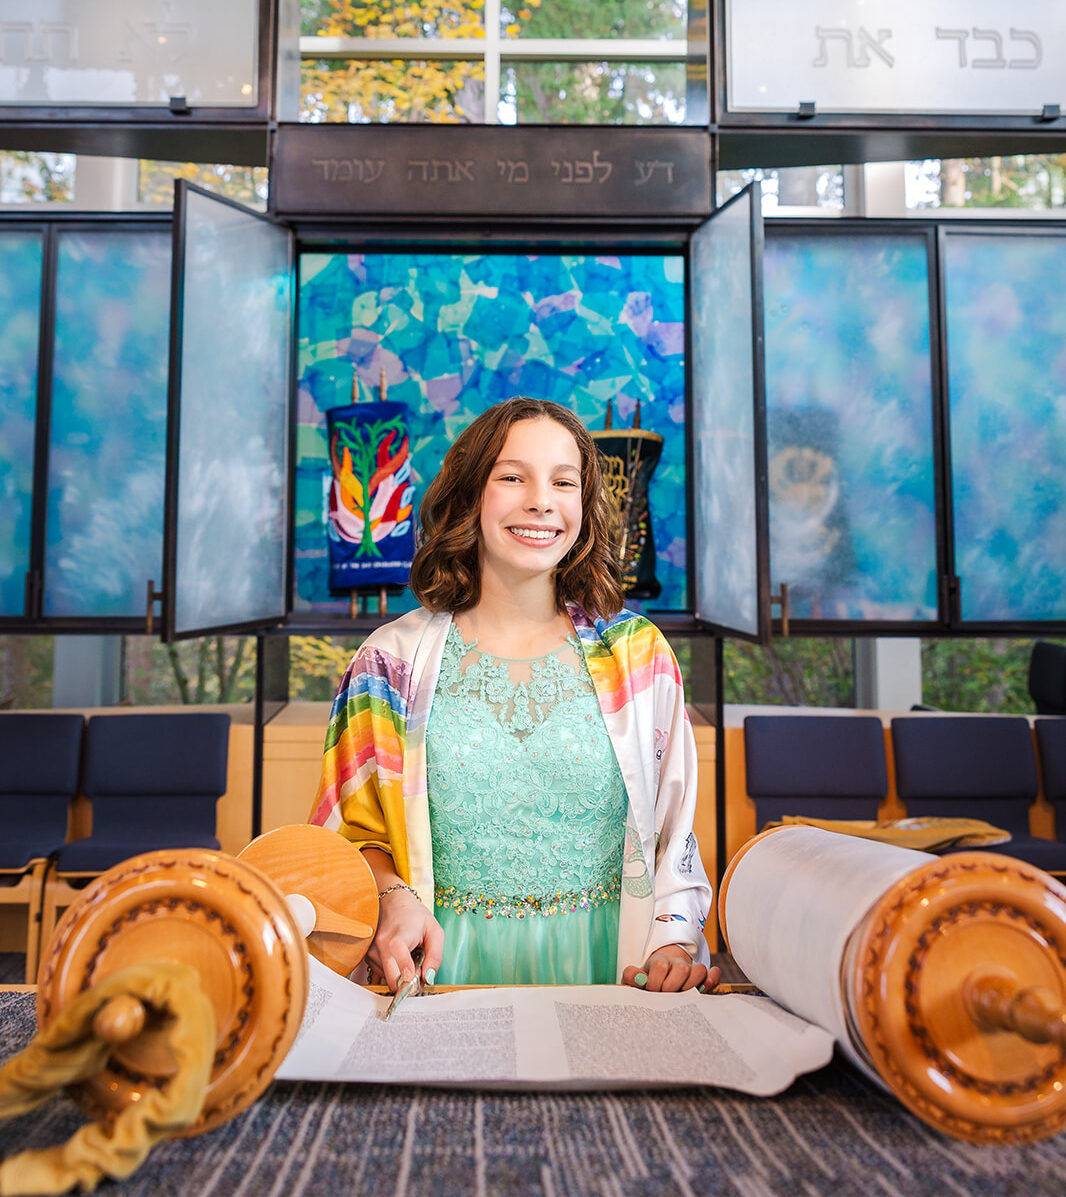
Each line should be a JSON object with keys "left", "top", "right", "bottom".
{"left": 478, "top": 417, "right": 584, "bottom": 587}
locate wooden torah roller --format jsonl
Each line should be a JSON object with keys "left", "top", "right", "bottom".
{"left": 719, "top": 826, "right": 1066, "bottom": 1144}
{"left": 36, "top": 847, "right": 308, "bottom": 1136}
{"left": 237, "top": 823, "right": 379, "bottom": 977}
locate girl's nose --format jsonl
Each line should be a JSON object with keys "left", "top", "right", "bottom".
{"left": 526, "top": 486, "right": 553, "bottom": 512}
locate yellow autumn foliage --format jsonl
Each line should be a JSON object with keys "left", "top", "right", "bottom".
{"left": 301, "top": 0, "right": 541, "bottom": 122}
{"left": 289, "top": 636, "right": 360, "bottom": 682}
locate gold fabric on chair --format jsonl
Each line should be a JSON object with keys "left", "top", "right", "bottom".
{"left": 775, "top": 814, "right": 1011, "bottom": 852}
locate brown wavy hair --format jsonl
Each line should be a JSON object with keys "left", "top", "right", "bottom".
{"left": 409, "top": 397, "right": 624, "bottom": 618}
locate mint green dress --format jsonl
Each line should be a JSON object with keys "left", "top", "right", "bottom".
{"left": 426, "top": 623, "right": 628, "bottom": 985}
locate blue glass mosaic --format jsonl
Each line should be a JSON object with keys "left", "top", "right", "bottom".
{"left": 691, "top": 191, "right": 760, "bottom": 637}
{"left": 0, "top": 231, "right": 43, "bottom": 617}
{"left": 174, "top": 190, "right": 290, "bottom": 635}
{"left": 763, "top": 232, "right": 938, "bottom": 622}
{"left": 945, "top": 231, "right": 1066, "bottom": 622}
{"left": 44, "top": 229, "right": 171, "bottom": 618}
{"left": 296, "top": 252, "right": 687, "bottom": 613}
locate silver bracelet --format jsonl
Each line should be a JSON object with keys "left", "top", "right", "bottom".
{"left": 377, "top": 882, "right": 420, "bottom": 902}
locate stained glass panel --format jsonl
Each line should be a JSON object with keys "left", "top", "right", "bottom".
{"left": 0, "top": 230, "right": 43, "bottom": 616}
{"left": 763, "top": 232, "right": 937, "bottom": 621}
{"left": 172, "top": 189, "right": 291, "bottom": 636}
{"left": 690, "top": 189, "right": 763, "bottom": 638}
{"left": 44, "top": 229, "right": 170, "bottom": 618}
{"left": 945, "top": 231, "right": 1066, "bottom": 622}
{"left": 295, "top": 250, "right": 687, "bottom": 613}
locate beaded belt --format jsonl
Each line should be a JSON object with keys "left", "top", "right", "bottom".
{"left": 435, "top": 874, "right": 621, "bottom": 919}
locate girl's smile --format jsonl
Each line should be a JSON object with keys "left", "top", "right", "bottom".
{"left": 506, "top": 526, "right": 563, "bottom": 543}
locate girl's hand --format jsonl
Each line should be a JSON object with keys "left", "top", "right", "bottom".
{"left": 366, "top": 888, "right": 445, "bottom": 994}
{"left": 621, "top": 945, "right": 721, "bottom": 993}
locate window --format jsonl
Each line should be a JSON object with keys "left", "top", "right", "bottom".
{"left": 906, "top": 157, "right": 1066, "bottom": 213}
{"left": 0, "top": 152, "right": 75, "bottom": 205}
{"left": 717, "top": 166, "right": 848, "bottom": 215}
{"left": 921, "top": 639, "right": 1058, "bottom": 713}
{"left": 299, "top": 1, "right": 700, "bottom": 125}
{"left": 724, "top": 638, "right": 855, "bottom": 707}
{"left": 137, "top": 162, "right": 268, "bottom": 209}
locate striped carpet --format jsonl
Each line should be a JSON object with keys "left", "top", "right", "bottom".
{"left": 2, "top": 992, "right": 1065, "bottom": 1195}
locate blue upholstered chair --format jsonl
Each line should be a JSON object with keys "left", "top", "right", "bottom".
{"left": 891, "top": 715, "right": 1066, "bottom": 875}
{"left": 1029, "top": 642, "right": 1066, "bottom": 716}
{"left": 743, "top": 715, "right": 888, "bottom": 829}
{"left": 1035, "top": 719, "right": 1066, "bottom": 873}
{"left": 39, "top": 712, "right": 231, "bottom": 958}
{"left": 55, "top": 712, "right": 229, "bottom": 870}
{"left": 0, "top": 713, "right": 84, "bottom": 982}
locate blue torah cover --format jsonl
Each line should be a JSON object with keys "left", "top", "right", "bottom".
{"left": 325, "top": 401, "right": 415, "bottom": 590}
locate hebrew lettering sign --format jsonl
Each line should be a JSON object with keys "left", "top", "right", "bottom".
{"left": 726, "top": 0, "right": 1063, "bottom": 113}
{"left": 0, "top": 0, "right": 258, "bottom": 107}
{"left": 271, "top": 125, "right": 712, "bottom": 218}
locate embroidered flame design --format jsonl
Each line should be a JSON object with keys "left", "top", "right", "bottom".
{"left": 328, "top": 419, "right": 414, "bottom": 558}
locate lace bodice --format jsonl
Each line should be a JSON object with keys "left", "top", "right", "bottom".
{"left": 426, "top": 622, "right": 627, "bottom": 906}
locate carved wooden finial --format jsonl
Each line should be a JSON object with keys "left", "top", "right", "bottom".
{"left": 93, "top": 994, "right": 147, "bottom": 1044}
{"left": 965, "top": 972, "right": 1066, "bottom": 1051}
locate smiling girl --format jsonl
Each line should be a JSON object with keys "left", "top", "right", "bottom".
{"left": 310, "top": 397, "right": 716, "bottom": 995}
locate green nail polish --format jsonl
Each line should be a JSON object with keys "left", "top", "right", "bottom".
{"left": 424, "top": 968, "right": 436, "bottom": 987}
{"left": 697, "top": 984, "right": 706, "bottom": 994}
{"left": 634, "top": 972, "right": 648, "bottom": 986}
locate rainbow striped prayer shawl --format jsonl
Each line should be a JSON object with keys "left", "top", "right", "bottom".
{"left": 309, "top": 604, "right": 711, "bottom": 975}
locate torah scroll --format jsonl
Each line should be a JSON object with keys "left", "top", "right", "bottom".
{"left": 720, "top": 826, "right": 1066, "bottom": 1144}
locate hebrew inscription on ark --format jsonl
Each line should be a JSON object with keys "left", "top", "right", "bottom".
{"left": 305, "top": 153, "right": 681, "bottom": 193}
{"left": 811, "top": 25, "right": 1043, "bottom": 71}
{"left": 274, "top": 126, "right": 711, "bottom": 216}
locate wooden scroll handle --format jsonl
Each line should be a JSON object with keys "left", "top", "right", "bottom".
{"left": 301, "top": 900, "right": 374, "bottom": 941}
{"left": 848, "top": 849, "right": 1066, "bottom": 1144}
{"left": 0, "top": 961, "right": 215, "bottom": 1197}
{"left": 285, "top": 892, "right": 373, "bottom": 941}
{"left": 36, "top": 848, "right": 308, "bottom": 1139}
{"left": 237, "top": 824, "right": 379, "bottom": 978}
{"left": 965, "top": 970, "right": 1066, "bottom": 1052}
